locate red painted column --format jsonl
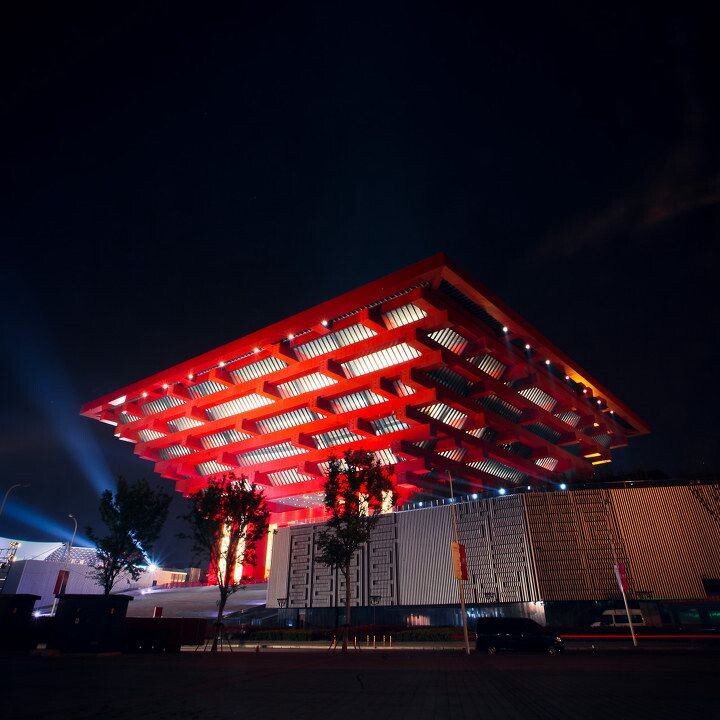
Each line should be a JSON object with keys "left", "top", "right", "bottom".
{"left": 249, "top": 530, "right": 270, "bottom": 581}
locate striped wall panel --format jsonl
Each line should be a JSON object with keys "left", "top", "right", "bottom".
{"left": 267, "top": 485, "right": 720, "bottom": 608}
{"left": 396, "top": 505, "right": 456, "bottom": 604}
{"left": 611, "top": 485, "right": 720, "bottom": 600}
{"left": 266, "top": 527, "right": 291, "bottom": 605}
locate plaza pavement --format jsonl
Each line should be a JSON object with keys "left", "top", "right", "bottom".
{"left": 4, "top": 647, "right": 719, "bottom": 720}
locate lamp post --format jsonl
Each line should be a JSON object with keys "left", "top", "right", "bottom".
{"left": 446, "top": 471, "right": 471, "bottom": 656}
{"left": 0, "top": 482, "right": 31, "bottom": 519}
{"left": 64, "top": 514, "right": 78, "bottom": 570}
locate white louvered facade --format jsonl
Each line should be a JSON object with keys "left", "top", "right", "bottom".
{"left": 293, "top": 324, "right": 377, "bottom": 361}
{"left": 276, "top": 372, "right": 338, "bottom": 399}
{"left": 341, "top": 343, "right": 422, "bottom": 378}
{"left": 382, "top": 303, "right": 428, "bottom": 329}
{"left": 205, "top": 393, "right": 275, "bottom": 421}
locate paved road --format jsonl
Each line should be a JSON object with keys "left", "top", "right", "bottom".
{"left": 4, "top": 649, "right": 718, "bottom": 720}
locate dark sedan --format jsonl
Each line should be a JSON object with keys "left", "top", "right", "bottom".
{"left": 475, "top": 617, "right": 564, "bottom": 655}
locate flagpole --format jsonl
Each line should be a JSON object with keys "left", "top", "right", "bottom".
{"left": 605, "top": 498, "right": 637, "bottom": 647}
{"left": 447, "top": 471, "right": 471, "bottom": 655}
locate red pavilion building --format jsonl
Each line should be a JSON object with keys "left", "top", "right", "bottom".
{"left": 81, "top": 255, "right": 648, "bottom": 578}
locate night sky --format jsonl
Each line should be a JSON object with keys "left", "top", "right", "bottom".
{"left": 1, "top": 3, "right": 718, "bottom": 566}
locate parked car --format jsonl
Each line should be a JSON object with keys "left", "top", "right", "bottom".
{"left": 591, "top": 609, "right": 645, "bottom": 628}
{"left": 475, "top": 617, "right": 564, "bottom": 655}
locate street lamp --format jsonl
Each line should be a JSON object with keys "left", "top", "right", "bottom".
{"left": 445, "top": 470, "right": 471, "bottom": 656}
{"left": 64, "top": 514, "right": 78, "bottom": 568}
{"left": 0, "top": 482, "right": 31, "bottom": 519}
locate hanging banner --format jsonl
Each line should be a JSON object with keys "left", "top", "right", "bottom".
{"left": 53, "top": 570, "right": 70, "bottom": 595}
{"left": 614, "top": 562, "right": 629, "bottom": 593}
{"left": 451, "top": 541, "right": 468, "bottom": 581}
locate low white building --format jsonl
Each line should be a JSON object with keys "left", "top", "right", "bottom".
{"left": 0, "top": 536, "right": 186, "bottom": 612}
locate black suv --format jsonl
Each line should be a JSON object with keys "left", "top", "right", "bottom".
{"left": 475, "top": 617, "right": 564, "bottom": 655}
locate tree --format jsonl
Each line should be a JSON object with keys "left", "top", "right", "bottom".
{"left": 315, "top": 449, "right": 395, "bottom": 652}
{"left": 87, "top": 478, "right": 171, "bottom": 595}
{"left": 182, "top": 473, "right": 269, "bottom": 651}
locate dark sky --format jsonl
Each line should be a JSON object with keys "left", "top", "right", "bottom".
{"left": 1, "top": 2, "right": 718, "bottom": 565}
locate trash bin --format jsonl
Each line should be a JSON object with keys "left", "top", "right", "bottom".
{"left": 53, "top": 594, "right": 132, "bottom": 652}
{"left": 0, "top": 594, "right": 40, "bottom": 651}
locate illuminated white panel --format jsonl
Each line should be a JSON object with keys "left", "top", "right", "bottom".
{"left": 439, "top": 447, "right": 467, "bottom": 462}
{"left": 467, "top": 427, "right": 492, "bottom": 440}
{"left": 535, "top": 457, "right": 558, "bottom": 471}
{"left": 428, "top": 327, "right": 468, "bottom": 355}
{"left": 419, "top": 403, "right": 468, "bottom": 429}
{"left": 167, "top": 417, "right": 205, "bottom": 433}
{"left": 206, "top": 394, "right": 275, "bottom": 421}
{"left": 294, "top": 323, "right": 377, "bottom": 361}
{"left": 341, "top": 343, "right": 422, "bottom": 378}
{"left": 200, "top": 428, "right": 252, "bottom": 450}
{"left": 373, "top": 448, "right": 400, "bottom": 465}
{"left": 141, "top": 396, "right": 185, "bottom": 416}
{"left": 188, "top": 380, "right": 227, "bottom": 399}
{"left": 255, "top": 407, "right": 322, "bottom": 434}
{"left": 468, "top": 459, "right": 525, "bottom": 482}
{"left": 467, "top": 354, "right": 506, "bottom": 380}
{"left": 370, "top": 414, "right": 411, "bottom": 435}
{"left": 556, "top": 410, "right": 581, "bottom": 428}
{"left": 519, "top": 387, "right": 558, "bottom": 413}
{"left": 230, "top": 356, "right": 288, "bottom": 383}
{"left": 236, "top": 441, "right": 308, "bottom": 466}
{"left": 267, "top": 468, "right": 309, "bottom": 486}
{"left": 329, "top": 389, "right": 387, "bottom": 414}
{"left": 138, "top": 429, "right": 166, "bottom": 442}
{"left": 382, "top": 303, "right": 427, "bottom": 329}
{"left": 313, "top": 427, "right": 365, "bottom": 450}
{"left": 392, "top": 380, "right": 416, "bottom": 396}
{"left": 276, "top": 372, "right": 338, "bottom": 399}
{"left": 196, "top": 460, "right": 235, "bottom": 476}
{"left": 159, "top": 444, "right": 195, "bottom": 460}
{"left": 109, "top": 395, "right": 127, "bottom": 406}
{"left": 117, "top": 411, "right": 142, "bottom": 424}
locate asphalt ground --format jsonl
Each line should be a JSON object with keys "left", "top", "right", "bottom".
{"left": 4, "top": 648, "right": 719, "bottom": 720}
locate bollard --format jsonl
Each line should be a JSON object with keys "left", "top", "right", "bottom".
{"left": 366, "top": 634, "right": 370, "bottom": 648}
{"left": 383, "top": 635, "right": 386, "bottom": 648}
{"left": 373, "top": 635, "right": 376, "bottom": 649}
{"left": 389, "top": 635, "right": 392, "bottom": 648}
{"left": 354, "top": 636, "right": 357, "bottom": 649}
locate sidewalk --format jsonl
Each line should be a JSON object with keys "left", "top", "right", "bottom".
{"left": 4, "top": 648, "right": 719, "bottom": 720}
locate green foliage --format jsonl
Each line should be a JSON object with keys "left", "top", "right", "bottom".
{"left": 315, "top": 450, "right": 395, "bottom": 575}
{"left": 87, "top": 478, "right": 171, "bottom": 595}
{"left": 181, "top": 473, "right": 270, "bottom": 649}
{"left": 315, "top": 449, "right": 395, "bottom": 651}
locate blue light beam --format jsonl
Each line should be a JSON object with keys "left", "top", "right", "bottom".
{"left": 3, "top": 497, "right": 94, "bottom": 547}
{"left": 1, "top": 308, "right": 115, "bottom": 496}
